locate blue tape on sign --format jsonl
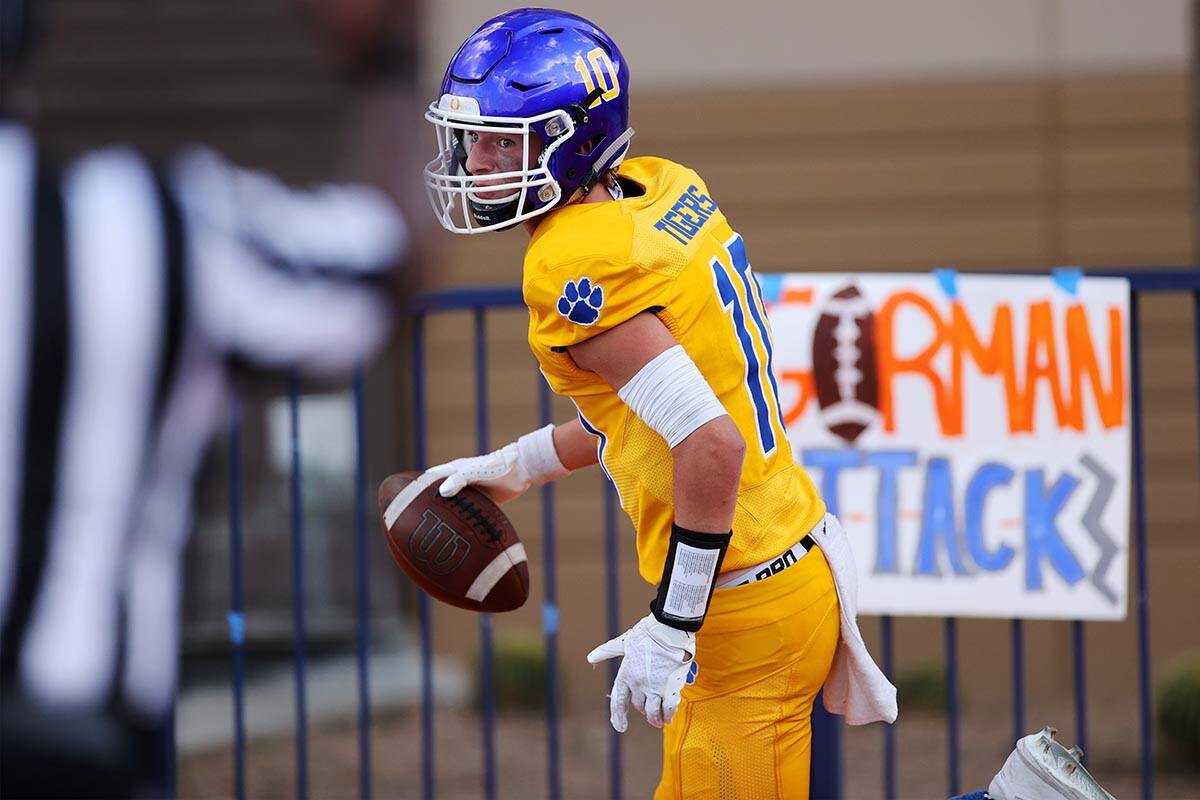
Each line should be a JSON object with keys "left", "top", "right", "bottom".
{"left": 1053, "top": 267, "right": 1083, "bottom": 296}
{"left": 933, "top": 268, "right": 959, "bottom": 299}
{"left": 227, "top": 611, "right": 246, "bottom": 646}
{"left": 542, "top": 603, "right": 559, "bottom": 635}
{"left": 757, "top": 273, "right": 783, "bottom": 304}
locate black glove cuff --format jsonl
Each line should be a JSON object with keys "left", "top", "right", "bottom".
{"left": 650, "top": 523, "right": 733, "bottom": 633}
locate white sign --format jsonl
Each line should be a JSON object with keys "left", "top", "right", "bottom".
{"left": 761, "top": 272, "right": 1130, "bottom": 621}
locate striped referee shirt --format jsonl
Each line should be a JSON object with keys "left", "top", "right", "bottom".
{"left": 0, "top": 123, "right": 404, "bottom": 721}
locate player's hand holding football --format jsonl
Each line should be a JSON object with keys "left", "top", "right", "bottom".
{"left": 587, "top": 614, "right": 698, "bottom": 732}
{"left": 427, "top": 423, "right": 569, "bottom": 503}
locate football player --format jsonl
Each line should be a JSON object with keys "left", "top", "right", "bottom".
{"left": 422, "top": 9, "right": 895, "bottom": 798}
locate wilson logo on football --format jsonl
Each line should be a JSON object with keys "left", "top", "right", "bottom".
{"left": 409, "top": 510, "right": 472, "bottom": 576}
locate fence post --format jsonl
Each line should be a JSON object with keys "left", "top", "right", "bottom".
{"left": 352, "top": 368, "right": 373, "bottom": 800}
{"left": 473, "top": 309, "right": 497, "bottom": 800}
{"left": 1128, "top": 292, "right": 1154, "bottom": 800}
{"left": 540, "top": 378, "right": 562, "bottom": 800}
{"left": 1072, "top": 621, "right": 1088, "bottom": 761}
{"left": 880, "top": 616, "right": 895, "bottom": 800}
{"left": 810, "top": 697, "right": 841, "bottom": 798}
{"left": 1011, "top": 619, "right": 1025, "bottom": 745}
{"left": 412, "top": 315, "right": 435, "bottom": 800}
{"left": 604, "top": 479, "right": 622, "bottom": 800}
{"left": 228, "top": 380, "right": 247, "bottom": 800}
{"left": 287, "top": 372, "right": 309, "bottom": 800}
{"left": 945, "top": 618, "right": 960, "bottom": 797}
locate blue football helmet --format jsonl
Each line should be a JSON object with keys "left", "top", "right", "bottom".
{"left": 424, "top": 8, "right": 634, "bottom": 233}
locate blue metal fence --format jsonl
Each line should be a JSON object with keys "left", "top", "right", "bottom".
{"left": 286, "top": 373, "right": 309, "bottom": 800}
{"left": 216, "top": 268, "right": 1200, "bottom": 800}
{"left": 352, "top": 369, "right": 374, "bottom": 800}
{"left": 472, "top": 309, "right": 497, "bottom": 800}
{"left": 226, "top": 384, "right": 247, "bottom": 800}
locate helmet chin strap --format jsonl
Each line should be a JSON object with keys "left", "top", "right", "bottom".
{"left": 469, "top": 191, "right": 519, "bottom": 206}
{"left": 464, "top": 167, "right": 524, "bottom": 227}
{"left": 469, "top": 193, "right": 522, "bottom": 227}
{"left": 566, "top": 126, "right": 636, "bottom": 204}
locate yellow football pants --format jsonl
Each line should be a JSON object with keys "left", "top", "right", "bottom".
{"left": 655, "top": 544, "right": 840, "bottom": 800}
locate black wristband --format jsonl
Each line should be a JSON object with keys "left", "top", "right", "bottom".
{"left": 650, "top": 523, "right": 733, "bottom": 633}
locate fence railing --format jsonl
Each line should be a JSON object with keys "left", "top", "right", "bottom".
{"left": 213, "top": 267, "right": 1200, "bottom": 800}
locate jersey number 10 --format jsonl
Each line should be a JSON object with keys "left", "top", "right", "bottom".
{"left": 573, "top": 47, "right": 621, "bottom": 108}
{"left": 710, "top": 234, "right": 788, "bottom": 457}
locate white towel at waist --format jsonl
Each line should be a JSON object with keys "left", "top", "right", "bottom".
{"left": 811, "top": 512, "right": 898, "bottom": 726}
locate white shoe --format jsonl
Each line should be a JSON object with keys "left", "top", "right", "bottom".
{"left": 988, "top": 726, "right": 1117, "bottom": 800}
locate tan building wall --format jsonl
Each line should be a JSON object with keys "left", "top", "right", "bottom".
{"left": 419, "top": 69, "right": 1199, "bottom": 736}
{"left": 425, "top": 0, "right": 1189, "bottom": 87}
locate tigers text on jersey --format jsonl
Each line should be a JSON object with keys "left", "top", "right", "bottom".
{"left": 523, "top": 156, "right": 826, "bottom": 584}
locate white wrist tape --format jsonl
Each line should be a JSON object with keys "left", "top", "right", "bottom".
{"left": 617, "top": 345, "right": 728, "bottom": 448}
{"left": 516, "top": 424, "right": 571, "bottom": 485}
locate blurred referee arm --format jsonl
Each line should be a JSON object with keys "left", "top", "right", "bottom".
{"left": 173, "top": 146, "right": 405, "bottom": 378}
{"left": 0, "top": 3, "right": 416, "bottom": 796}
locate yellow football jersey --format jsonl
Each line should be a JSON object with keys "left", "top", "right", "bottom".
{"left": 523, "top": 156, "right": 826, "bottom": 584}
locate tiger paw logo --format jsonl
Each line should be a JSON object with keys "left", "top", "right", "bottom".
{"left": 557, "top": 277, "right": 604, "bottom": 326}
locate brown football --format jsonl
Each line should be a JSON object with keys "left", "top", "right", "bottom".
{"left": 812, "top": 284, "right": 880, "bottom": 444}
{"left": 378, "top": 471, "right": 529, "bottom": 613}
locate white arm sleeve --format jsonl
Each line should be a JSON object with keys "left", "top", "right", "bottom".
{"left": 617, "top": 345, "right": 728, "bottom": 448}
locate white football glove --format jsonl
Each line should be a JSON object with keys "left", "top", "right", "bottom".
{"left": 426, "top": 424, "right": 569, "bottom": 504}
{"left": 586, "top": 613, "right": 698, "bottom": 732}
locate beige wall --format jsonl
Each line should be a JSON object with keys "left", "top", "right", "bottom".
{"left": 424, "top": 0, "right": 1189, "bottom": 90}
